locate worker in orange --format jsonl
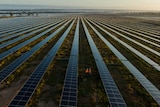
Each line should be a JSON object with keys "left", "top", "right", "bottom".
{"left": 88, "top": 68, "right": 91, "bottom": 74}
{"left": 85, "top": 68, "right": 89, "bottom": 73}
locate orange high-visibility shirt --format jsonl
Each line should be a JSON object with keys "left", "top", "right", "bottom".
{"left": 85, "top": 69, "right": 89, "bottom": 73}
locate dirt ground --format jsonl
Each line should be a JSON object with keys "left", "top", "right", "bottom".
{"left": 37, "top": 101, "right": 57, "bottom": 107}
{"left": 0, "top": 75, "right": 28, "bottom": 107}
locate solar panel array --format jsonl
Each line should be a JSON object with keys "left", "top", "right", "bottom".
{"left": 0, "top": 19, "right": 71, "bottom": 84}
{"left": 92, "top": 20, "right": 160, "bottom": 72}
{"left": 0, "top": 18, "right": 46, "bottom": 37}
{"left": 0, "top": 19, "right": 34, "bottom": 33}
{"left": 89, "top": 17, "right": 160, "bottom": 43}
{"left": 0, "top": 15, "right": 159, "bottom": 106}
{"left": 60, "top": 18, "right": 79, "bottom": 107}
{"left": 108, "top": 22, "right": 160, "bottom": 42}
{"left": 99, "top": 23, "right": 160, "bottom": 57}
{"left": 0, "top": 17, "right": 52, "bottom": 34}
{"left": 104, "top": 23, "right": 160, "bottom": 48}
{"left": 0, "top": 20, "right": 60, "bottom": 48}
{"left": 8, "top": 18, "right": 76, "bottom": 107}
{"left": 87, "top": 18, "right": 160, "bottom": 105}
{"left": 0, "top": 19, "right": 66, "bottom": 60}
{"left": 0, "top": 22, "right": 43, "bottom": 39}
{"left": 115, "top": 22, "right": 160, "bottom": 38}
{"left": 0, "top": 19, "right": 58, "bottom": 42}
{"left": 81, "top": 18, "right": 127, "bottom": 107}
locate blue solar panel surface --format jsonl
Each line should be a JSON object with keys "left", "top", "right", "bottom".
{"left": 0, "top": 18, "right": 50, "bottom": 34}
{"left": 82, "top": 18, "right": 127, "bottom": 107}
{"left": 0, "top": 19, "right": 66, "bottom": 60}
{"left": 92, "top": 20, "right": 160, "bottom": 72}
{"left": 0, "top": 19, "right": 57, "bottom": 42}
{"left": 100, "top": 23, "right": 160, "bottom": 57}
{"left": 0, "top": 21, "right": 56, "bottom": 47}
{"left": 87, "top": 18, "right": 160, "bottom": 105}
{"left": 0, "top": 19, "right": 71, "bottom": 84}
{"left": 60, "top": 18, "right": 79, "bottom": 107}
{"left": 0, "top": 19, "right": 43, "bottom": 37}
{"left": 8, "top": 18, "right": 76, "bottom": 107}
{"left": 0, "top": 21, "right": 43, "bottom": 39}
{"left": 104, "top": 23, "right": 160, "bottom": 48}
{"left": 111, "top": 23, "right": 160, "bottom": 39}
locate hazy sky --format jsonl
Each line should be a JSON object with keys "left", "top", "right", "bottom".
{"left": 1, "top": 0, "right": 160, "bottom": 10}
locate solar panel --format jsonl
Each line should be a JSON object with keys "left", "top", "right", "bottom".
{"left": 0, "top": 19, "right": 66, "bottom": 60}
{"left": 104, "top": 23, "right": 160, "bottom": 48}
{"left": 0, "top": 19, "right": 71, "bottom": 84}
{"left": 60, "top": 18, "right": 79, "bottom": 107}
{"left": 90, "top": 18, "right": 160, "bottom": 43}
{"left": 0, "top": 17, "right": 53, "bottom": 34}
{"left": 113, "top": 23, "right": 160, "bottom": 39}
{"left": 81, "top": 18, "right": 127, "bottom": 107}
{"left": 86, "top": 18, "right": 160, "bottom": 106}
{"left": 0, "top": 19, "right": 58, "bottom": 43}
{"left": 0, "top": 20, "right": 46, "bottom": 40}
{"left": 91, "top": 19, "right": 160, "bottom": 72}
{"left": 8, "top": 18, "right": 76, "bottom": 107}
{"left": 100, "top": 23, "right": 160, "bottom": 57}
{"left": 0, "top": 19, "right": 43, "bottom": 37}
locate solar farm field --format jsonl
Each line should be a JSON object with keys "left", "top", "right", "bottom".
{"left": 0, "top": 14, "right": 160, "bottom": 107}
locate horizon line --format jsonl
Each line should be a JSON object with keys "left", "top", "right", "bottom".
{"left": 0, "top": 4, "right": 160, "bottom": 12}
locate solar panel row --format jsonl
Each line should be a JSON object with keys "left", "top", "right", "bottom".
{"left": 60, "top": 56, "right": 78, "bottom": 107}
{"left": 104, "top": 23, "right": 160, "bottom": 48}
{"left": 0, "top": 17, "right": 55, "bottom": 32}
{"left": 116, "top": 22, "right": 160, "bottom": 38}
{"left": 8, "top": 56, "right": 52, "bottom": 107}
{"left": 0, "top": 19, "right": 65, "bottom": 48}
{"left": 0, "top": 20, "right": 47, "bottom": 39}
{"left": 0, "top": 19, "right": 66, "bottom": 60}
{"left": 90, "top": 18, "right": 160, "bottom": 42}
{"left": 98, "top": 23, "right": 160, "bottom": 57}
{"left": 0, "top": 19, "right": 34, "bottom": 32}
{"left": 0, "top": 17, "right": 36, "bottom": 28}
{"left": 82, "top": 18, "right": 127, "bottom": 107}
{"left": 8, "top": 18, "right": 76, "bottom": 107}
{"left": 60, "top": 18, "right": 79, "bottom": 107}
{"left": 92, "top": 20, "right": 160, "bottom": 72}
{"left": 87, "top": 18, "right": 160, "bottom": 105}
{"left": 108, "top": 22, "right": 160, "bottom": 40}
{"left": 0, "top": 19, "right": 72, "bottom": 84}
{"left": 0, "top": 18, "right": 47, "bottom": 36}
{"left": 0, "top": 19, "right": 59, "bottom": 42}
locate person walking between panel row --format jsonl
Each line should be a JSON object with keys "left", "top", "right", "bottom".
{"left": 85, "top": 68, "right": 91, "bottom": 74}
